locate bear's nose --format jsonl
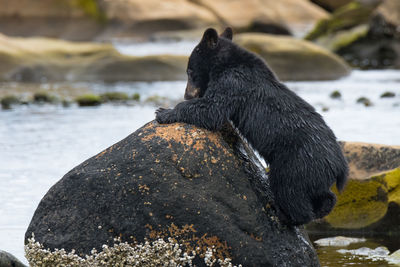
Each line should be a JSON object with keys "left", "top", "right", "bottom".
{"left": 184, "top": 82, "right": 200, "bottom": 100}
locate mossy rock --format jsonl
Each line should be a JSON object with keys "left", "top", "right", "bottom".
{"left": 356, "top": 96, "right": 373, "bottom": 106}
{"left": 235, "top": 33, "right": 350, "bottom": 81}
{"left": 306, "top": 1, "right": 400, "bottom": 69}
{"left": 330, "top": 90, "right": 342, "bottom": 99}
{"left": 307, "top": 142, "right": 400, "bottom": 234}
{"left": 312, "top": 24, "right": 369, "bottom": 52}
{"left": 33, "top": 91, "right": 58, "bottom": 103}
{"left": 70, "top": 0, "right": 106, "bottom": 23}
{"left": 132, "top": 93, "right": 140, "bottom": 101}
{"left": 1, "top": 95, "right": 20, "bottom": 109}
{"left": 75, "top": 94, "right": 101, "bottom": 106}
{"left": 380, "top": 91, "right": 395, "bottom": 98}
{"left": 100, "top": 92, "right": 129, "bottom": 102}
{"left": 305, "top": 1, "right": 377, "bottom": 41}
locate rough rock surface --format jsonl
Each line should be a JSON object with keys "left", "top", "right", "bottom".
{"left": 307, "top": 142, "right": 400, "bottom": 234}
{"left": 0, "top": 34, "right": 187, "bottom": 82}
{"left": 0, "top": 250, "right": 26, "bottom": 267}
{"left": 0, "top": 0, "right": 327, "bottom": 40}
{"left": 25, "top": 122, "right": 319, "bottom": 266}
{"left": 235, "top": 33, "right": 350, "bottom": 81}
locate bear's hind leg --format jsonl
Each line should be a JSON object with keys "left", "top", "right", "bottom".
{"left": 272, "top": 186, "right": 315, "bottom": 226}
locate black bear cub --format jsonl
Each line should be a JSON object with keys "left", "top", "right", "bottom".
{"left": 156, "top": 27, "right": 348, "bottom": 226}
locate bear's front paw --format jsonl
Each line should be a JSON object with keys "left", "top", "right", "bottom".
{"left": 155, "top": 108, "right": 177, "bottom": 124}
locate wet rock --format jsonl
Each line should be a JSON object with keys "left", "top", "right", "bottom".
{"left": 356, "top": 96, "right": 373, "bottom": 106}
{"left": 1, "top": 95, "right": 20, "bottom": 110}
{"left": 388, "top": 249, "right": 400, "bottom": 265}
{"left": 0, "top": 250, "right": 26, "bottom": 267}
{"left": 25, "top": 122, "right": 319, "bottom": 266}
{"left": 314, "top": 236, "right": 366, "bottom": 246}
{"left": 330, "top": 90, "right": 342, "bottom": 99}
{"left": 75, "top": 94, "right": 102, "bottom": 106}
{"left": 235, "top": 33, "right": 350, "bottom": 81}
{"left": 306, "top": 1, "right": 378, "bottom": 41}
{"left": 380, "top": 91, "right": 396, "bottom": 98}
{"left": 0, "top": 34, "right": 187, "bottom": 82}
{"left": 307, "top": 142, "right": 400, "bottom": 234}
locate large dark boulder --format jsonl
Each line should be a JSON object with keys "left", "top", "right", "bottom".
{"left": 25, "top": 121, "right": 319, "bottom": 266}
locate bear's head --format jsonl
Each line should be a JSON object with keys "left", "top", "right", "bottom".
{"left": 184, "top": 27, "right": 233, "bottom": 100}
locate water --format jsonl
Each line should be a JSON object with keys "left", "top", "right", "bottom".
{"left": 311, "top": 235, "right": 400, "bottom": 266}
{"left": 113, "top": 40, "right": 197, "bottom": 56}
{"left": 0, "top": 105, "right": 156, "bottom": 264}
{"left": 0, "top": 69, "right": 399, "bottom": 265}
{"left": 286, "top": 70, "right": 400, "bottom": 146}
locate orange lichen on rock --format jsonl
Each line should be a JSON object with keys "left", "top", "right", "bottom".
{"left": 95, "top": 145, "right": 115, "bottom": 159}
{"left": 141, "top": 122, "right": 224, "bottom": 152}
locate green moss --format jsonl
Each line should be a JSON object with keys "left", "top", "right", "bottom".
{"left": 75, "top": 94, "right": 101, "bottom": 106}
{"left": 325, "top": 168, "right": 400, "bottom": 229}
{"left": 71, "top": 0, "right": 107, "bottom": 23}
{"left": 100, "top": 92, "right": 129, "bottom": 102}
{"left": 379, "top": 168, "right": 400, "bottom": 204}
{"left": 132, "top": 93, "right": 141, "bottom": 101}
{"left": 323, "top": 24, "right": 368, "bottom": 51}
{"left": 326, "top": 179, "right": 388, "bottom": 228}
{"left": 305, "top": 1, "right": 375, "bottom": 41}
{"left": 1, "top": 95, "right": 20, "bottom": 110}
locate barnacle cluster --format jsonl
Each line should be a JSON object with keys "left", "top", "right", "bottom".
{"left": 25, "top": 234, "right": 241, "bottom": 267}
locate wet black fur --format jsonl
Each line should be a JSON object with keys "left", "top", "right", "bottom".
{"left": 156, "top": 28, "right": 348, "bottom": 225}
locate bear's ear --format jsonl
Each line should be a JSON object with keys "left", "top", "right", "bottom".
{"left": 201, "top": 28, "right": 219, "bottom": 49}
{"left": 220, "top": 27, "right": 233, "bottom": 40}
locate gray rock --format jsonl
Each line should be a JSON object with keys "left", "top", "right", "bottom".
{"left": 0, "top": 250, "right": 26, "bottom": 267}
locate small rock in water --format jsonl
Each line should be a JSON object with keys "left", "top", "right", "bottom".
{"left": 337, "top": 246, "right": 390, "bottom": 262}
{"left": 380, "top": 91, "right": 396, "bottom": 98}
{"left": 330, "top": 90, "right": 342, "bottom": 99}
{"left": 0, "top": 250, "right": 27, "bottom": 267}
{"left": 356, "top": 96, "right": 373, "bottom": 107}
{"left": 388, "top": 249, "right": 400, "bottom": 265}
{"left": 322, "top": 106, "right": 330, "bottom": 112}
{"left": 314, "top": 236, "right": 366, "bottom": 246}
